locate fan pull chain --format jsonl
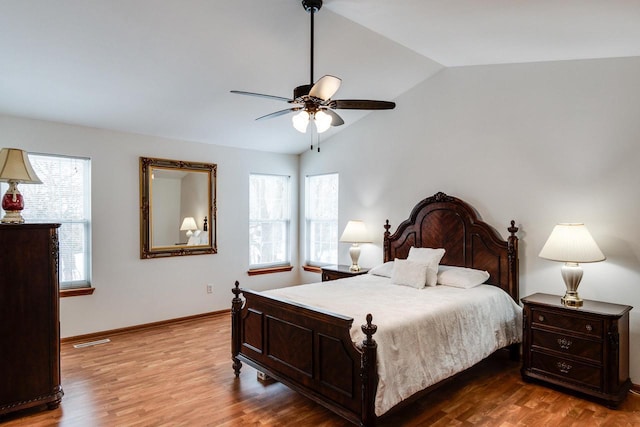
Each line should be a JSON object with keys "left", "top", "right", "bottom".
{"left": 309, "top": 130, "right": 320, "bottom": 152}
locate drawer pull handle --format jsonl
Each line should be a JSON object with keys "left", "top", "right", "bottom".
{"left": 557, "top": 338, "right": 572, "bottom": 350}
{"left": 556, "top": 361, "right": 572, "bottom": 374}
{"left": 538, "top": 315, "right": 545, "bottom": 322}
{"left": 585, "top": 324, "right": 593, "bottom": 332}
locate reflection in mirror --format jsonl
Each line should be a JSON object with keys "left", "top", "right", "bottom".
{"left": 140, "top": 157, "right": 217, "bottom": 258}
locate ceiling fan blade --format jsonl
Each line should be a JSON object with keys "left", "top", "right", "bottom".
{"left": 331, "top": 99, "right": 396, "bottom": 110}
{"left": 323, "top": 109, "right": 344, "bottom": 126}
{"left": 255, "top": 108, "right": 298, "bottom": 121}
{"left": 230, "top": 90, "right": 292, "bottom": 103}
{"left": 309, "top": 75, "right": 342, "bottom": 100}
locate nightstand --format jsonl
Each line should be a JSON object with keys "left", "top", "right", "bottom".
{"left": 321, "top": 265, "right": 370, "bottom": 282}
{"left": 521, "top": 293, "right": 632, "bottom": 407}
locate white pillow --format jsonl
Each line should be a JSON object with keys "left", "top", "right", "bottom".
{"left": 407, "top": 247, "right": 446, "bottom": 287}
{"left": 391, "top": 258, "right": 429, "bottom": 289}
{"left": 437, "top": 265, "right": 490, "bottom": 289}
{"left": 368, "top": 261, "right": 394, "bottom": 278}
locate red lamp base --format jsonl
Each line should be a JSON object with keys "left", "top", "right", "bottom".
{"left": 1, "top": 181, "right": 26, "bottom": 224}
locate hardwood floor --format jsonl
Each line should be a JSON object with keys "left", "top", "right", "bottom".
{"left": 1, "top": 312, "right": 639, "bottom": 426}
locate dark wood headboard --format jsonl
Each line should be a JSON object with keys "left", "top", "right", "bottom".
{"left": 383, "top": 192, "right": 519, "bottom": 302}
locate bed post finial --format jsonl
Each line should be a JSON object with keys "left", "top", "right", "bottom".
{"left": 383, "top": 220, "right": 391, "bottom": 263}
{"left": 507, "top": 220, "right": 519, "bottom": 255}
{"left": 362, "top": 313, "right": 377, "bottom": 343}
{"left": 231, "top": 281, "right": 243, "bottom": 377}
{"left": 508, "top": 220, "right": 518, "bottom": 237}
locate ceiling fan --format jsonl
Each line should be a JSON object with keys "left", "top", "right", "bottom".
{"left": 231, "top": 0, "right": 396, "bottom": 134}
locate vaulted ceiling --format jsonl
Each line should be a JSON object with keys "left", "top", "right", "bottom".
{"left": 1, "top": 1, "right": 639, "bottom": 154}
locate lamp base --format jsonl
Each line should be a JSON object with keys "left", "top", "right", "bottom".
{"left": 561, "top": 292, "right": 583, "bottom": 307}
{"left": 1, "top": 210, "right": 25, "bottom": 224}
{"left": 560, "top": 262, "right": 583, "bottom": 307}
{"left": 349, "top": 244, "right": 361, "bottom": 272}
{"left": 2, "top": 181, "right": 26, "bottom": 224}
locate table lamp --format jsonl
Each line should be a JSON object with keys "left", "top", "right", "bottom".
{"left": 539, "top": 223, "right": 605, "bottom": 307}
{"left": 0, "top": 148, "right": 43, "bottom": 224}
{"left": 340, "top": 220, "right": 370, "bottom": 271}
{"left": 180, "top": 216, "right": 198, "bottom": 238}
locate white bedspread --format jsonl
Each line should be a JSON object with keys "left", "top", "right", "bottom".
{"left": 266, "top": 274, "right": 522, "bottom": 416}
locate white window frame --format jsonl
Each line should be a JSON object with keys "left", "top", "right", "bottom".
{"left": 1, "top": 153, "right": 91, "bottom": 289}
{"left": 249, "top": 173, "right": 291, "bottom": 269}
{"left": 305, "top": 173, "right": 339, "bottom": 267}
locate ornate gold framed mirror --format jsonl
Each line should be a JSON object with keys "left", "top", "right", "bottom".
{"left": 140, "top": 157, "right": 217, "bottom": 258}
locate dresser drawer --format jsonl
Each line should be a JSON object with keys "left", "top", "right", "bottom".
{"left": 531, "top": 329, "right": 602, "bottom": 362}
{"left": 531, "top": 350, "right": 601, "bottom": 389}
{"left": 530, "top": 308, "right": 602, "bottom": 337}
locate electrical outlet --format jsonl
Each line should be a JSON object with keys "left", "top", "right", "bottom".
{"left": 206, "top": 284, "right": 213, "bottom": 294}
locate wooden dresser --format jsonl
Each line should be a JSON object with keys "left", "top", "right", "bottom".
{"left": 0, "top": 223, "right": 63, "bottom": 416}
{"left": 521, "top": 293, "right": 631, "bottom": 407}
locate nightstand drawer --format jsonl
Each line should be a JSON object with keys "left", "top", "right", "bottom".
{"left": 530, "top": 308, "right": 603, "bottom": 337}
{"left": 532, "top": 329, "right": 602, "bottom": 362}
{"left": 531, "top": 351, "right": 601, "bottom": 389}
{"left": 322, "top": 271, "right": 335, "bottom": 281}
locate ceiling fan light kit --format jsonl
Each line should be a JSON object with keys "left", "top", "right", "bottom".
{"left": 231, "top": 0, "right": 395, "bottom": 136}
{"left": 292, "top": 109, "right": 332, "bottom": 134}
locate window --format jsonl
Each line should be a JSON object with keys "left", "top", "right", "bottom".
{"left": 249, "top": 174, "right": 291, "bottom": 269}
{"left": 1, "top": 154, "right": 91, "bottom": 290}
{"left": 305, "top": 173, "right": 339, "bottom": 266}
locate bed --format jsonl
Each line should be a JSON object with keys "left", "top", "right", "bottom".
{"left": 231, "top": 192, "right": 520, "bottom": 426}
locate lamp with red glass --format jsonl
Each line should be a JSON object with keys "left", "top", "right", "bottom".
{"left": 0, "top": 148, "right": 42, "bottom": 224}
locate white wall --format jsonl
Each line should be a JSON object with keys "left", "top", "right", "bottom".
{"left": 300, "top": 56, "right": 640, "bottom": 383}
{"left": 0, "top": 114, "right": 301, "bottom": 338}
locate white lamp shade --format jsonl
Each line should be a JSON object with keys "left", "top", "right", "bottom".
{"left": 0, "top": 148, "right": 42, "bottom": 183}
{"left": 539, "top": 223, "right": 605, "bottom": 263}
{"left": 340, "top": 220, "right": 371, "bottom": 243}
{"left": 314, "top": 110, "right": 332, "bottom": 133}
{"left": 180, "top": 217, "right": 198, "bottom": 231}
{"left": 292, "top": 111, "right": 310, "bottom": 133}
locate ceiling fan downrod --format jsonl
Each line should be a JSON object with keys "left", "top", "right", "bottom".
{"left": 302, "top": 0, "right": 322, "bottom": 85}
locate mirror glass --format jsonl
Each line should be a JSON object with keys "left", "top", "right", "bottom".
{"left": 140, "top": 157, "right": 217, "bottom": 258}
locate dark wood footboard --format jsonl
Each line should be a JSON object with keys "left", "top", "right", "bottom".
{"left": 231, "top": 281, "right": 378, "bottom": 426}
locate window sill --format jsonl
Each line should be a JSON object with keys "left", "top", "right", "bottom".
{"left": 60, "top": 287, "right": 95, "bottom": 298}
{"left": 302, "top": 265, "right": 322, "bottom": 273}
{"left": 247, "top": 265, "right": 293, "bottom": 276}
